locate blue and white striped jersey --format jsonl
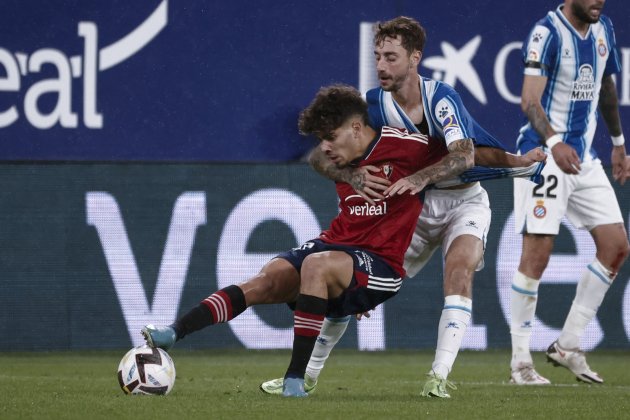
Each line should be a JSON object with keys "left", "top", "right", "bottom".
{"left": 517, "top": 5, "right": 621, "bottom": 162}
{"left": 366, "top": 76, "right": 506, "bottom": 150}
{"left": 362, "top": 77, "right": 548, "bottom": 187}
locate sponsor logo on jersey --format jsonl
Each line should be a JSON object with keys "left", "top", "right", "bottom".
{"left": 443, "top": 115, "right": 463, "bottom": 142}
{"left": 571, "top": 64, "right": 595, "bottom": 101}
{"left": 597, "top": 38, "right": 607, "bottom": 57}
{"left": 348, "top": 201, "right": 388, "bottom": 216}
{"left": 533, "top": 200, "right": 547, "bottom": 218}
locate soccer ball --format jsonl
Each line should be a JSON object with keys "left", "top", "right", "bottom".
{"left": 117, "top": 345, "right": 176, "bottom": 395}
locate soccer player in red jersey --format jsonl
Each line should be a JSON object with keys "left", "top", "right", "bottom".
{"left": 142, "top": 84, "right": 454, "bottom": 397}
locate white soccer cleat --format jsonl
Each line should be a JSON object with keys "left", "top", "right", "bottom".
{"left": 510, "top": 362, "right": 551, "bottom": 385}
{"left": 546, "top": 341, "right": 603, "bottom": 384}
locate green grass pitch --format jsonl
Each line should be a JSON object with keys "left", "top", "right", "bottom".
{"left": 1, "top": 349, "right": 629, "bottom": 419}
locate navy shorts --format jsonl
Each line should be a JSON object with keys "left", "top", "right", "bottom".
{"left": 277, "top": 239, "right": 403, "bottom": 318}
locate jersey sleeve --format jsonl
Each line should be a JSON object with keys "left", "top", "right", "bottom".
{"left": 430, "top": 84, "right": 475, "bottom": 148}
{"left": 366, "top": 88, "right": 386, "bottom": 130}
{"left": 522, "top": 18, "right": 558, "bottom": 77}
{"left": 601, "top": 16, "right": 622, "bottom": 76}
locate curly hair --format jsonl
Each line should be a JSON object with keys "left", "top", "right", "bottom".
{"left": 298, "top": 84, "right": 369, "bottom": 141}
{"left": 374, "top": 16, "right": 426, "bottom": 55}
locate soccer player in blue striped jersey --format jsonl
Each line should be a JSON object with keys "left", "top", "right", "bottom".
{"left": 261, "top": 16, "right": 546, "bottom": 399}
{"left": 510, "top": 0, "right": 630, "bottom": 385}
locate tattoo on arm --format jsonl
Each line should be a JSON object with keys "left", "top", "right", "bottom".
{"left": 408, "top": 139, "right": 474, "bottom": 187}
{"left": 599, "top": 75, "right": 622, "bottom": 137}
{"left": 524, "top": 101, "right": 554, "bottom": 142}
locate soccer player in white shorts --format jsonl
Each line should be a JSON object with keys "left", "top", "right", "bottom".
{"left": 260, "top": 16, "right": 540, "bottom": 399}
{"left": 509, "top": 0, "right": 630, "bottom": 385}
{"left": 514, "top": 158, "right": 623, "bottom": 240}
{"left": 405, "top": 183, "right": 490, "bottom": 277}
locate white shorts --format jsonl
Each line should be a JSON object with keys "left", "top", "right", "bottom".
{"left": 514, "top": 156, "right": 623, "bottom": 235}
{"left": 403, "top": 182, "right": 491, "bottom": 277}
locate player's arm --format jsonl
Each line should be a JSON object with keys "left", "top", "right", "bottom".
{"left": 384, "top": 138, "right": 474, "bottom": 196}
{"left": 598, "top": 74, "right": 628, "bottom": 185}
{"left": 307, "top": 147, "right": 390, "bottom": 204}
{"left": 521, "top": 73, "right": 580, "bottom": 174}
{"left": 474, "top": 146, "right": 546, "bottom": 168}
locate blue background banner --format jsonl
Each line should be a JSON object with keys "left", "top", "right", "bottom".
{"left": 1, "top": 163, "right": 629, "bottom": 351}
{"left": 1, "top": 0, "right": 629, "bottom": 162}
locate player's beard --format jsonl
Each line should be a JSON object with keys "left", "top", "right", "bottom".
{"left": 571, "top": 2, "right": 601, "bottom": 24}
{"left": 381, "top": 66, "right": 413, "bottom": 93}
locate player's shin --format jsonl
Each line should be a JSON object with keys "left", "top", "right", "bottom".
{"left": 305, "top": 316, "right": 351, "bottom": 381}
{"left": 558, "top": 260, "right": 614, "bottom": 349}
{"left": 432, "top": 295, "right": 471, "bottom": 379}
{"left": 510, "top": 271, "right": 539, "bottom": 366}
{"left": 171, "top": 285, "right": 246, "bottom": 340}
{"left": 285, "top": 294, "right": 327, "bottom": 381}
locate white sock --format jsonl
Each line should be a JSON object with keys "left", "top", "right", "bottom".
{"left": 558, "top": 259, "right": 614, "bottom": 350}
{"left": 431, "top": 295, "right": 471, "bottom": 379}
{"left": 510, "top": 271, "right": 540, "bottom": 368}
{"left": 305, "top": 316, "right": 351, "bottom": 380}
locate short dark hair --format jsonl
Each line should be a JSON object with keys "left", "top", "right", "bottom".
{"left": 374, "top": 16, "right": 426, "bottom": 54}
{"left": 298, "top": 84, "right": 369, "bottom": 141}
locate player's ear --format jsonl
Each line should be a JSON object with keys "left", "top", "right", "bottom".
{"left": 351, "top": 120, "right": 362, "bottom": 137}
{"left": 410, "top": 50, "right": 421, "bottom": 67}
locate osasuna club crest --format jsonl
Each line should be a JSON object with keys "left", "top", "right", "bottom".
{"left": 381, "top": 163, "right": 393, "bottom": 179}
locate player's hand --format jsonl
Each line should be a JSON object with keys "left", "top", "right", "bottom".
{"left": 611, "top": 146, "right": 629, "bottom": 185}
{"left": 349, "top": 165, "right": 391, "bottom": 205}
{"left": 383, "top": 173, "right": 428, "bottom": 197}
{"left": 355, "top": 311, "right": 371, "bottom": 321}
{"left": 551, "top": 143, "right": 581, "bottom": 174}
{"left": 521, "top": 147, "right": 547, "bottom": 165}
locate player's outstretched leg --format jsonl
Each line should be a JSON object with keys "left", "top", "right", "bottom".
{"left": 141, "top": 324, "right": 177, "bottom": 351}
{"left": 143, "top": 285, "right": 248, "bottom": 351}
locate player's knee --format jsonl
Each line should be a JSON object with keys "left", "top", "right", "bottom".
{"left": 302, "top": 253, "right": 330, "bottom": 278}
{"left": 598, "top": 236, "right": 630, "bottom": 271}
{"left": 611, "top": 239, "right": 630, "bottom": 270}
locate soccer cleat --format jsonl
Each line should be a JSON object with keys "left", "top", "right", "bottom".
{"left": 546, "top": 341, "right": 603, "bottom": 384}
{"left": 510, "top": 362, "right": 551, "bottom": 385}
{"left": 420, "top": 371, "right": 457, "bottom": 398}
{"left": 141, "top": 324, "right": 177, "bottom": 351}
{"left": 282, "top": 377, "right": 308, "bottom": 397}
{"left": 260, "top": 375, "right": 318, "bottom": 395}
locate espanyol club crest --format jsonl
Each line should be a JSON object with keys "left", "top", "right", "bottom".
{"left": 533, "top": 200, "right": 546, "bottom": 219}
{"left": 381, "top": 163, "right": 393, "bottom": 179}
{"left": 597, "top": 38, "right": 607, "bottom": 57}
